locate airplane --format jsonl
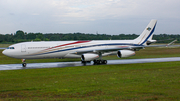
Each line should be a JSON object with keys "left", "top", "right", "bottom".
{"left": 2, "top": 19, "right": 171, "bottom": 67}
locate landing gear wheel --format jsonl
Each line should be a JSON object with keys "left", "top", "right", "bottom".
{"left": 93, "top": 60, "right": 107, "bottom": 64}
{"left": 93, "top": 60, "right": 97, "bottom": 64}
{"left": 102, "top": 60, "right": 107, "bottom": 64}
{"left": 97, "top": 60, "right": 102, "bottom": 64}
{"left": 96, "top": 60, "right": 99, "bottom": 64}
{"left": 81, "top": 61, "right": 86, "bottom": 63}
{"left": 86, "top": 61, "right": 91, "bottom": 63}
{"left": 22, "top": 63, "right": 27, "bottom": 67}
{"left": 81, "top": 61, "right": 91, "bottom": 64}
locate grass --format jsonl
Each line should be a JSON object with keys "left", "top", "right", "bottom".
{"left": 0, "top": 62, "right": 180, "bottom": 100}
{"left": 0, "top": 44, "right": 11, "bottom": 48}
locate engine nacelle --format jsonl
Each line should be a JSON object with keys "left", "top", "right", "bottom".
{"left": 81, "top": 53, "right": 99, "bottom": 61}
{"left": 117, "top": 50, "right": 135, "bottom": 58}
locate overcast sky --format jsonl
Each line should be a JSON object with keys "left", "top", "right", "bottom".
{"left": 0, "top": 0, "right": 180, "bottom": 35}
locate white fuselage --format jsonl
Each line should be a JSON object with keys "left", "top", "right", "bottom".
{"left": 2, "top": 40, "right": 136, "bottom": 59}
{"left": 2, "top": 20, "right": 158, "bottom": 61}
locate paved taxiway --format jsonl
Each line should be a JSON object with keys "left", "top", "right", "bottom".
{"left": 1, "top": 57, "right": 180, "bottom": 71}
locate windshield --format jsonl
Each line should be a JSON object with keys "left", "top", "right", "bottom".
{"left": 7, "top": 47, "right": 15, "bottom": 49}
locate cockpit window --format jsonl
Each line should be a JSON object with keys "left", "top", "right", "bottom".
{"left": 7, "top": 47, "right": 15, "bottom": 49}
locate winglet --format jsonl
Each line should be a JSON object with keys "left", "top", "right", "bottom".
{"left": 167, "top": 40, "right": 177, "bottom": 46}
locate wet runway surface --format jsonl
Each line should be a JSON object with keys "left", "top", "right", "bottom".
{"left": 0, "top": 48, "right": 6, "bottom": 49}
{"left": 1, "top": 57, "right": 180, "bottom": 71}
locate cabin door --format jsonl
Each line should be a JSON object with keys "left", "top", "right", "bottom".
{"left": 21, "top": 44, "right": 26, "bottom": 52}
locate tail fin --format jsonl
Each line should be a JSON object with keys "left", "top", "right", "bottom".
{"left": 134, "top": 19, "right": 157, "bottom": 45}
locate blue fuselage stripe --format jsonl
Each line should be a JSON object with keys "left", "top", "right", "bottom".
{"left": 32, "top": 43, "right": 143, "bottom": 56}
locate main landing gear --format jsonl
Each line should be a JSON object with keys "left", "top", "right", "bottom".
{"left": 81, "top": 59, "right": 107, "bottom": 65}
{"left": 93, "top": 59, "right": 107, "bottom": 65}
{"left": 93, "top": 52, "right": 107, "bottom": 64}
{"left": 81, "top": 52, "right": 108, "bottom": 65}
{"left": 21, "top": 59, "right": 27, "bottom": 67}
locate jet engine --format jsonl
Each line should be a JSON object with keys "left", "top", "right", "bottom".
{"left": 117, "top": 50, "right": 135, "bottom": 58}
{"left": 81, "top": 53, "right": 99, "bottom": 61}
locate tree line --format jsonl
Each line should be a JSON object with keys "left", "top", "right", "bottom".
{"left": 0, "top": 30, "right": 179, "bottom": 43}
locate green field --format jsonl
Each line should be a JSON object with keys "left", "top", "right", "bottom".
{"left": 0, "top": 44, "right": 180, "bottom": 100}
{"left": 0, "top": 62, "right": 180, "bottom": 100}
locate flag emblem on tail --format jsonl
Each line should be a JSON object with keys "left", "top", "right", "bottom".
{"left": 147, "top": 27, "right": 151, "bottom": 31}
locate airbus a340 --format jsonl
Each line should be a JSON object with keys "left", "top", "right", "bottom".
{"left": 3, "top": 19, "right": 171, "bottom": 67}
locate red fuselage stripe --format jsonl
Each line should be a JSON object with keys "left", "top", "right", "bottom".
{"left": 45, "top": 41, "right": 91, "bottom": 50}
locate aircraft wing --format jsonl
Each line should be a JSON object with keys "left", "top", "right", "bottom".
{"left": 72, "top": 46, "right": 144, "bottom": 55}
{"left": 72, "top": 43, "right": 180, "bottom": 55}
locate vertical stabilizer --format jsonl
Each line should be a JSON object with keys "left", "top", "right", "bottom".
{"left": 134, "top": 19, "right": 157, "bottom": 45}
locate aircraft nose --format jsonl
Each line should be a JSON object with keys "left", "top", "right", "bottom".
{"left": 2, "top": 50, "right": 8, "bottom": 56}
{"left": 2, "top": 50, "right": 6, "bottom": 55}
{"left": 2, "top": 49, "right": 16, "bottom": 58}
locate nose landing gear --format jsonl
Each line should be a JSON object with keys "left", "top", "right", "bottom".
{"left": 21, "top": 59, "right": 27, "bottom": 67}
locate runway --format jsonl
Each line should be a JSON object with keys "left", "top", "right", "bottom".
{"left": 0, "top": 48, "right": 6, "bottom": 49}
{"left": 1, "top": 57, "right": 180, "bottom": 71}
